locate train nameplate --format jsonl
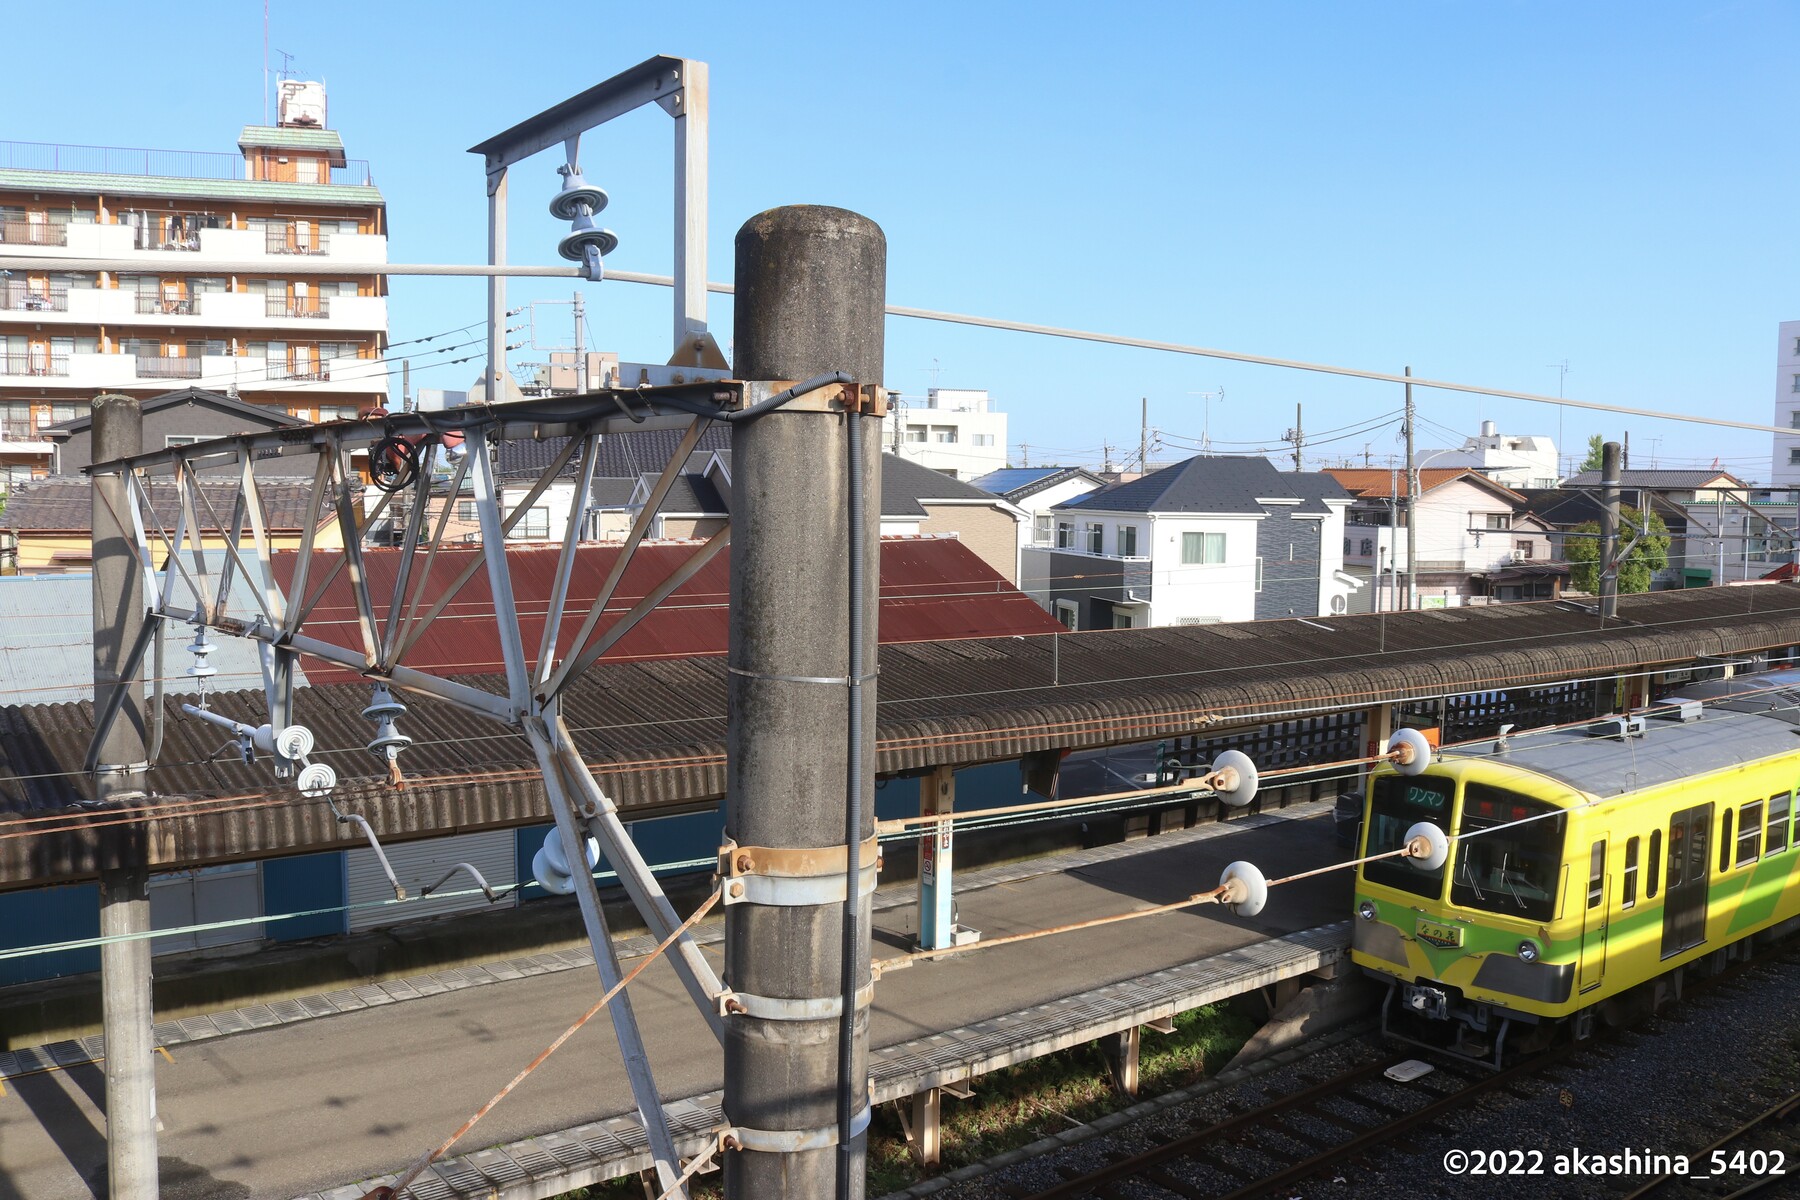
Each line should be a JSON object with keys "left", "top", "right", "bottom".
{"left": 1415, "top": 919, "right": 1463, "bottom": 948}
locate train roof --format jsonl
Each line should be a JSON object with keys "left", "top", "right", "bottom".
{"left": 1440, "top": 688, "right": 1800, "bottom": 799}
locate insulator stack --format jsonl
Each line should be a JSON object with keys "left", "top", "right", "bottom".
{"left": 550, "top": 164, "right": 617, "bottom": 280}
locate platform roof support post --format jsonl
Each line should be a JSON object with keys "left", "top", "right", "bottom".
{"left": 725, "top": 206, "right": 885, "bottom": 1200}
{"left": 91, "top": 392, "right": 159, "bottom": 1200}
{"left": 917, "top": 764, "right": 957, "bottom": 952}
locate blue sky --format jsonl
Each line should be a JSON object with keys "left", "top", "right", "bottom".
{"left": 13, "top": 2, "right": 1799, "bottom": 477}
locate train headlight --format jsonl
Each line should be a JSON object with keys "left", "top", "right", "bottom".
{"left": 1358, "top": 900, "right": 1378, "bottom": 921}
{"left": 1518, "top": 940, "right": 1540, "bottom": 963}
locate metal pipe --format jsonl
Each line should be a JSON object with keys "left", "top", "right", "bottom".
{"left": 837, "top": 386, "right": 870, "bottom": 1191}
{"left": 336, "top": 811, "right": 405, "bottom": 900}
{"left": 419, "top": 862, "right": 503, "bottom": 903}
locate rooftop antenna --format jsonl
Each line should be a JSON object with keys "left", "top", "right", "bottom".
{"left": 1548, "top": 359, "right": 1570, "bottom": 471}
{"left": 1187, "top": 387, "right": 1225, "bottom": 453}
{"left": 275, "top": 49, "right": 297, "bottom": 82}
{"left": 262, "top": 1, "right": 270, "bottom": 125}
{"left": 924, "top": 357, "right": 943, "bottom": 392}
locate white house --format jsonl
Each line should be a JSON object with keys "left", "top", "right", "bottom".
{"left": 970, "top": 465, "right": 1106, "bottom": 604}
{"left": 1414, "top": 421, "right": 1560, "bottom": 490}
{"left": 1023, "top": 455, "right": 1359, "bottom": 630}
{"left": 1328, "top": 468, "right": 1560, "bottom": 610}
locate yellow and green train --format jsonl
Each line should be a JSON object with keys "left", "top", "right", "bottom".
{"left": 1352, "top": 677, "right": 1800, "bottom": 1064}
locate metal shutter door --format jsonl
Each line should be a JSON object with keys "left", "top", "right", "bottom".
{"left": 345, "top": 830, "right": 517, "bottom": 933}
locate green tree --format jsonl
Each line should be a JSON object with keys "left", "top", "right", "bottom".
{"left": 1563, "top": 507, "right": 1670, "bottom": 594}
{"left": 1578, "top": 434, "right": 1606, "bottom": 473}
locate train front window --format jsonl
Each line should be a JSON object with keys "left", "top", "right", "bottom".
{"left": 1451, "top": 784, "right": 1565, "bottom": 922}
{"left": 1362, "top": 774, "right": 1454, "bottom": 899}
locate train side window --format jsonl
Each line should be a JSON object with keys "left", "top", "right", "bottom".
{"left": 1737, "top": 801, "right": 1763, "bottom": 866}
{"left": 1647, "top": 830, "right": 1661, "bottom": 898}
{"left": 1769, "top": 792, "right": 1793, "bottom": 857}
{"left": 1587, "top": 840, "right": 1605, "bottom": 909}
{"left": 1719, "top": 807, "right": 1734, "bottom": 875}
{"left": 1622, "top": 836, "right": 1639, "bottom": 909}
{"left": 1666, "top": 822, "right": 1682, "bottom": 889}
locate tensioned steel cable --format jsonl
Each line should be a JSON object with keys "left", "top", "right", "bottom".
{"left": 0, "top": 255, "right": 1786, "bottom": 437}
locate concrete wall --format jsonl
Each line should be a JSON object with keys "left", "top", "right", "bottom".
{"left": 1143, "top": 512, "right": 1262, "bottom": 626}
{"left": 1255, "top": 505, "right": 1326, "bottom": 619}
{"left": 655, "top": 516, "right": 728, "bottom": 540}
{"left": 53, "top": 404, "right": 307, "bottom": 476}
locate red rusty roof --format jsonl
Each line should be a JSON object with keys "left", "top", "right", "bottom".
{"left": 272, "top": 535, "right": 1061, "bottom": 685}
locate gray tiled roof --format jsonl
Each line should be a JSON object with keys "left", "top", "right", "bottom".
{"left": 1563, "top": 469, "right": 1746, "bottom": 490}
{"left": 3, "top": 476, "right": 325, "bottom": 533}
{"left": 1062, "top": 455, "right": 1345, "bottom": 515}
{"left": 0, "top": 168, "right": 381, "bottom": 206}
{"left": 881, "top": 454, "right": 999, "bottom": 517}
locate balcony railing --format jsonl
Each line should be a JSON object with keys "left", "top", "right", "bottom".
{"left": 0, "top": 221, "right": 69, "bottom": 246}
{"left": 136, "top": 356, "right": 202, "bottom": 379}
{"left": 0, "top": 418, "right": 39, "bottom": 441}
{"left": 266, "top": 360, "right": 332, "bottom": 382}
{"left": 0, "top": 355, "right": 69, "bottom": 377}
{"left": 266, "top": 228, "right": 332, "bottom": 256}
{"left": 0, "top": 140, "right": 374, "bottom": 186}
{"left": 135, "top": 293, "right": 197, "bottom": 316}
{"left": 134, "top": 225, "right": 205, "bottom": 252}
{"left": 266, "top": 296, "right": 331, "bottom": 319}
{"left": 1, "top": 286, "right": 69, "bottom": 312}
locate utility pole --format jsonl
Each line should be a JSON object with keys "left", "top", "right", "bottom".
{"left": 1600, "top": 439, "right": 1622, "bottom": 619}
{"left": 1018, "top": 442, "right": 1029, "bottom": 467}
{"left": 91, "top": 393, "right": 158, "bottom": 1200}
{"left": 1388, "top": 468, "right": 1400, "bottom": 613}
{"left": 1404, "top": 367, "right": 1417, "bottom": 611}
{"left": 1623, "top": 430, "right": 1630, "bottom": 471}
{"left": 1138, "top": 397, "right": 1148, "bottom": 474}
{"left": 573, "top": 289, "right": 587, "bottom": 394}
{"left": 1284, "top": 403, "right": 1304, "bottom": 471}
{"left": 728, "top": 205, "right": 883, "bottom": 1200}
{"left": 401, "top": 358, "right": 411, "bottom": 412}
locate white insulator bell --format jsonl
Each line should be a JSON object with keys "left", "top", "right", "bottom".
{"left": 361, "top": 683, "right": 412, "bottom": 764}
{"left": 547, "top": 168, "right": 610, "bottom": 221}
{"left": 185, "top": 627, "right": 217, "bottom": 681}
{"left": 557, "top": 210, "right": 619, "bottom": 262}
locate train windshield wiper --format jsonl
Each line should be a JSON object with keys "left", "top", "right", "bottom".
{"left": 1499, "top": 853, "right": 1525, "bottom": 909}
{"left": 1459, "top": 854, "right": 1484, "bottom": 902}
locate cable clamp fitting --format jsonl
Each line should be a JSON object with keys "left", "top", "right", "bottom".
{"left": 728, "top": 1104, "right": 872, "bottom": 1153}
{"left": 719, "top": 981, "right": 875, "bottom": 1022}
{"left": 717, "top": 836, "right": 881, "bottom": 907}
{"left": 726, "top": 666, "right": 879, "bottom": 687}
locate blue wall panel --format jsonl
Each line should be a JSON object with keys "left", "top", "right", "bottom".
{"left": 0, "top": 884, "right": 99, "bottom": 986}
{"left": 262, "top": 852, "right": 348, "bottom": 941}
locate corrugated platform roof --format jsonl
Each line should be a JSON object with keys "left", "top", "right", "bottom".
{"left": 7, "top": 584, "right": 1800, "bottom": 885}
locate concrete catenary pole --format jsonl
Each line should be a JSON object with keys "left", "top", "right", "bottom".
{"left": 91, "top": 392, "right": 159, "bottom": 1200}
{"left": 726, "top": 206, "right": 885, "bottom": 1199}
{"left": 1600, "top": 439, "right": 1622, "bottom": 619}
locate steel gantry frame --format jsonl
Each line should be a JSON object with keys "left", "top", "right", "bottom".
{"left": 82, "top": 375, "right": 870, "bottom": 1197}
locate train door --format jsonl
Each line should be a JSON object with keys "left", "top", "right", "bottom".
{"left": 1660, "top": 803, "right": 1711, "bottom": 958}
{"left": 1579, "top": 838, "right": 1609, "bottom": 992}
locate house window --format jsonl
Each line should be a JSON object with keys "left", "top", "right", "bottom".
{"left": 1180, "top": 531, "right": 1226, "bottom": 564}
{"left": 1790, "top": 411, "right": 1800, "bottom": 429}
{"left": 1343, "top": 538, "right": 1351, "bottom": 554}
{"left": 905, "top": 425, "right": 927, "bottom": 443}
{"left": 164, "top": 434, "right": 204, "bottom": 448}
{"left": 455, "top": 500, "right": 478, "bottom": 522}
{"left": 1514, "top": 539, "right": 1534, "bottom": 560}
{"left": 1055, "top": 521, "right": 1073, "bottom": 549}
{"left": 1175, "top": 616, "right": 1222, "bottom": 625}
{"left": 1790, "top": 449, "right": 1800, "bottom": 465}
{"left": 1482, "top": 513, "right": 1511, "bottom": 531}
{"left": 1034, "top": 514, "right": 1052, "bottom": 545}
{"left": 1117, "top": 524, "right": 1137, "bottom": 557}
{"left": 1360, "top": 538, "right": 1374, "bottom": 556}
{"left": 1792, "top": 337, "right": 1800, "bottom": 357}
{"left": 1792, "top": 373, "right": 1800, "bottom": 393}
{"left": 1112, "top": 609, "right": 1135, "bottom": 629}
{"left": 1255, "top": 557, "right": 1264, "bottom": 592}
{"left": 1054, "top": 600, "right": 1079, "bottom": 630}
{"left": 509, "top": 506, "right": 551, "bottom": 540}
{"left": 1087, "top": 523, "right": 1104, "bottom": 554}
{"left": 971, "top": 434, "right": 995, "bottom": 447}
{"left": 931, "top": 426, "right": 957, "bottom": 444}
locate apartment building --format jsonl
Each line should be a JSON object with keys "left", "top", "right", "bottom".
{"left": 883, "top": 387, "right": 1008, "bottom": 480}
{"left": 0, "top": 81, "right": 388, "bottom": 487}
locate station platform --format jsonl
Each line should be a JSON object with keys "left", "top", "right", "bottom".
{"left": 0, "top": 800, "right": 1351, "bottom": 1200}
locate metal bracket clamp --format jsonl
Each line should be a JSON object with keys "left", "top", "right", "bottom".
{"left": 722, "top": 981, "right": 876, "bottom": 1022}
{"left": 730, "top": 1104, "right": 872, "bottom": 1153}
{"left": 733, "top": 381, "right": 887, "bottom": 417}
{"left": 718, "top": 836, "right": 881, "bottom": 907}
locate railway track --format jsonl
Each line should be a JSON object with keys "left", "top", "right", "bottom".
{"left": 1621, "top": 1087, "right": 1800, "bottom": 1200}
{"left": 1004, "top": 1043, "right": 1584, "bottom": 1199}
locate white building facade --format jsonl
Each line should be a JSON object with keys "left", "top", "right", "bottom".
{"left": 883, "top": 388, "right": 1008, "bottom": 480}
{"left": 1773, "top": 319, "right": 1800, "bottom": 489}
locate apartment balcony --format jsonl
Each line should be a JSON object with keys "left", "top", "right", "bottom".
{"left": 0, "top": 354, "right": 69, "bottom": 377}
{"left": 1, "top": 286, "right": 68, "bottom": 313}
{"left": 135, "top": 355, "right": 202, "bottom": 380}
{"left": 0, "top": 418, "right": 53, "bottom": 457}
{"left": 266, "top": 295, "right": 331, "bottom": 320}
{"left": 0, "top": 221, "right": 388, "bottom": 266}
{"left": 0, "top": 221, "right": 68, "bottom": 247}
